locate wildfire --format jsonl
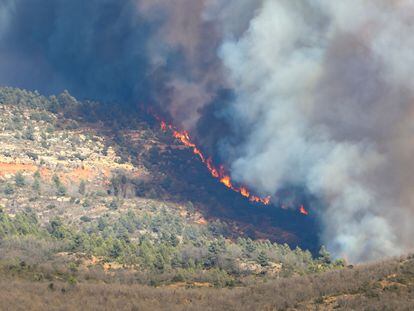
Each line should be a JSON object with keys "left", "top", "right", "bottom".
{"left": 300, "top": 205, "right": 309, "bottom": 215}
{"left": 154, "top": 115, "right": 308, "bottom": 214}
{"left": 157, "top": 117, "right": 271, "bottom": 206}
{"left": 160, "top": 121, "right": 167, "bottom": 132}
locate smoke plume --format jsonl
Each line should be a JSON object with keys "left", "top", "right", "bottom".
{"left": 219, "top": 0, "right": 414, "bottom": 262}
{"left": 1, "top": 0, "right": 414, "bottom": 262}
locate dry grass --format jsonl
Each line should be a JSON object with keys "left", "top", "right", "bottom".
{"left": 2, "top": 256, "right": 414, "bottom": 311}
{"left": 0, "top": 280, "right": 240, "bottom": 311}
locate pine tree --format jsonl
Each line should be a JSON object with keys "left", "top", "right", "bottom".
{"left": 257, "top": 251, "right": 269, "bottom": 267}
{"left": 318, "top": 245, "right": 332, "bottom": 264}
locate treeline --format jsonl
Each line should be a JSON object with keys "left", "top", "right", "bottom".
{"left": 0, "top": 86, "right": 73, "bottom": 112}
{"left": 0, "top": 207, "right": 344, "bottom": 287}
{"left": 0, "top": 86, "right": 147, "bottom": 127}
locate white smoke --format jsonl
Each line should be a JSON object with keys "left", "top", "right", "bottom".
{"left": 217, "top": 0, "right": 414, "bottom": 262}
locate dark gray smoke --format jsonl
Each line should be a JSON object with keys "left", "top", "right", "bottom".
{"left": 0, "top": 0, "right": 232, "bottom": 131}
{"left": 2, "top": 0, "right": 414, "bottom": 262}
{"left": 0, "top": 0, "right": 156, "bottom": 104}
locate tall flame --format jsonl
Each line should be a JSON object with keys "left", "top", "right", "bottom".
{"left": 158, "top": 118, "right": 271, "bottom": 205}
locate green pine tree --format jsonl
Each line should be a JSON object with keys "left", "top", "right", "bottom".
{"left": 257, "top": 251, "right": 269, "bottom": 267}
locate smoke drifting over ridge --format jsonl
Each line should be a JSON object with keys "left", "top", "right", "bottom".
{"left": 1, "top": 0, "right": 414, "bottom": 262}
{"left": 0, "top": 0, "right": 225, "bottom": 130}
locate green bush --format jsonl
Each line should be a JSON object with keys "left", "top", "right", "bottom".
{"left": 78, "top": 180, "right": 86, "bottom": 195}
{"left": 4, "top": 183, "right": 14, "bottom": 195}
{"left": 56, "top": 185, "right": 67, "bottom": 197}
{"left": 15, "top": 172, "right": 26, "bottom": 187}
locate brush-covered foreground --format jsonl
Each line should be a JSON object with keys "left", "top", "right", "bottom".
{"left": 1, "top": 255, "right": 414, "bottom": 310}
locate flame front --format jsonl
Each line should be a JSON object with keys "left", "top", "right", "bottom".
{"left": 300, "top": 205, "right": 309, "bottom": 215}
{"left": 158, "top": 118, "right": 271, "bottom": 206}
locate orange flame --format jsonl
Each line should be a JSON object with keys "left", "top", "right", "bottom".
{"left": 300, "top": 205, "right": 309, "bottom": 215}
{"left": 157, "top": 117, "right": 271, "bottom": 206}
{"left": 160, "top": 121, "right": 167, "bottom": 132}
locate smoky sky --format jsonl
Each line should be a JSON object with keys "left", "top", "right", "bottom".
{"left": 0, "top": 0, "right": 158, "bottom": 104}
{"left": 0, "top": 0, "right": 232, "bottom": 131}
{"left": 2, "top": 0, "right": 414, "bottom": 263}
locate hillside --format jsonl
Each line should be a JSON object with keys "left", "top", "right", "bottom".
{"left": 1, "top": 87, "right": 412, "bottom": 310}
{"left": 0, "top": 87, "right": 340, "bottom": 282}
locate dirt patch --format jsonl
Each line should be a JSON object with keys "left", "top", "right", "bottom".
{"left": 0, "top": 162, "right": 37, "bottom": 176}
{"left": 0, "top": 162, "right": 107, "bottom": 185}
{"left": 65, "top": 167, "right": 97, "bottom": 183}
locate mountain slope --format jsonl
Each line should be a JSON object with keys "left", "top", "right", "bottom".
{"left": 0, "top": 86, "right": 318, "bottom": 249}
{"left": 0, "top": 87, "right": 341, "bottom": 288}
{"left": 0, "top": 87, "right": 413, "bottom": 310}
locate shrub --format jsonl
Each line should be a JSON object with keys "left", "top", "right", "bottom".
{"left": 32, "top": 179, "right": 41, "bottom": 193}
{"left": 4, "top": 183, "right": 14, "bottom": 195}
{"left": 22, "top": 127, "right": 35, "bottom": 141}
{"left": 56, "top": 185, "right": 67, "bottom": 197}
{"left": 80, "top": 216, "right": 92, "bottom": 223}
{"left": 78, "top": 180, "right": 86, "bottom": 195}
{"left": 26, "top": 151, "right": 38, "bottom": 161}
{"left": 15, "top": 172, "right": 26, "bottom": 187}
{"left": 108, "top": 199, "right": 121, "bottom": 210}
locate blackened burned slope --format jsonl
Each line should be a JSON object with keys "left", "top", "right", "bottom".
{"left": 140, "top": 140, "right": 320, "bottom": 253}
{"left": 64, "top": 96, "right": 320, "bottom": 252}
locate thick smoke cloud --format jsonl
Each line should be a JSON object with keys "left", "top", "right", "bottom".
{"left": 0, "top": 0, "right": 156, "bottom": 104}
{"left": 0, "top": 0, "right": 233, "bottom": 131}
{"left": 219, "top": 0, "right": 414, "bottom": 262}
{"left": 1, "top": 0, "right": 414, "bottom": 262}
{"left": 138, "top": 0, "right": 225, "bottom": 130}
